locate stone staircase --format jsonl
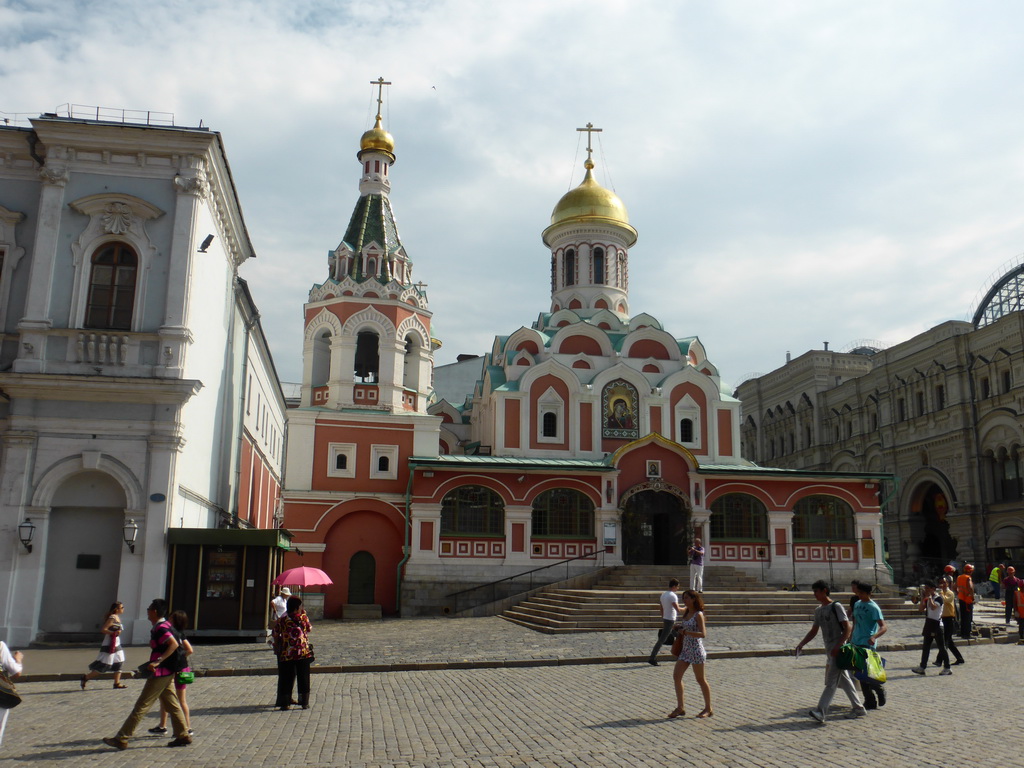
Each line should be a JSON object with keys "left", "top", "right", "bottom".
{"left": 500, "top": 565, "right": 915, "bottom": 634}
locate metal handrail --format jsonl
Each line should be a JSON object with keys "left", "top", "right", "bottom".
{"left": 445, "top": 548, "right": 607, "bottom": 614}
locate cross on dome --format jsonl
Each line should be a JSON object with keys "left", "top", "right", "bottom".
{"left": 576, "top": 122, "right": 602, "bottom": 168}
{"left": 371, "top": 76, "right": 392, "bottom": 120}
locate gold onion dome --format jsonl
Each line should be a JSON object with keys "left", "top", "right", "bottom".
{"left": 359, "top": 115, "right": 395, "bottom": 157}
{"left": 545, "top": 159, "right": 636, "bottom": 246}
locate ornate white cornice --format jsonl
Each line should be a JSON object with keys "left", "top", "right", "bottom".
{"left": 174, "top": 171, "right": 209, "bottom": 198}
{"left": 39, "top": 162, "right": 70, "bottom": 186}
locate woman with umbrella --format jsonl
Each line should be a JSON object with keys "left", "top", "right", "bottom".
{"left": 271, "top": 595, "right": 314, "bottom": 711}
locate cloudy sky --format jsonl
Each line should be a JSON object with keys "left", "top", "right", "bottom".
{"left": 4, "top": 0, "right": 1024, "bottom": 388}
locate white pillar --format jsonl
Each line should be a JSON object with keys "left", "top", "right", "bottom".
{"left": 504, "top": 505, "right": 533, "bottom": 565}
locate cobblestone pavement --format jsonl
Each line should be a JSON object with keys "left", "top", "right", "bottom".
{"left": 4, "top": 640, "right": 1020, "bottom": 767}
{"left": 22, "top": 598, "right": 1016, "bottom": 677}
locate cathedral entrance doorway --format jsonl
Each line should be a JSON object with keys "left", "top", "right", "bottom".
{"left": 906, "top": 482, "right": 957, "bottom": 575}
{"left": 620, "top": 487, "right": 690, "bottom": 565}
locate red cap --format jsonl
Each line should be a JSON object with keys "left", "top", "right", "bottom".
{"left": 943, "top": 565, "right": 955, "bottom": 573}
{"left": 964, "top": 564, "right": 974, "bottom": 573}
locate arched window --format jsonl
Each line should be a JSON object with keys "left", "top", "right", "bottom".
{"left": 85, "top": 243, "right": 137, "bottom": 330}
{"left": 564, "top": 248, "right": 575, "bottom": 286}
{"left": 377, "top": 455, "right": 389, "bottom": 473}
{"left": 311, "top": 330, "right": 331, "bottom": 388}
{"left": 593, "top": 247, "right": 604, "bottom": 284}
{"left": 335, "top": 453, "right": 347, "bottom": 471}
{"left": 441, "top": 485, "right": 505, "bottom": 536}
{"left": 793, "top": 495, "right": 855, "bottom": 541}
{"left": 354, "top": 331, "right": 380, "bottom": 382}
{"left": 532, "top": 488, "right": 594, "bottom": 537}
{"left": 542, "top": 411, "right": 558, "bottom": 438}
{"left": 679, "top": 418, "right": 694, "bottom": 443}
{"left": 710, "top": 493, "right": 768, "bottom": 540}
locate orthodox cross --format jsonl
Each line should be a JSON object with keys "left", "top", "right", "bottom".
{"left": 371, "top": 76, "right": 392, "bottom": 118}
{"left": 576, "top": 122, "right": 602, "bottom": 163}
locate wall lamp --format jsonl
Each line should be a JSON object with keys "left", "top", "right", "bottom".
{"left": 123, "top": 518, "right": 139, "bottom": 554}
{"left": 18, "top": 519, "right": 36, "bottom": 553}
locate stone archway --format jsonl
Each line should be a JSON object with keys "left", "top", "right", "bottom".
{"left": 905, "top": 482, "right": 957, "bottom": 575}
{"left": 38, "top": 471, "right": 127, "bottom": 636}
{"left": 620, "top": 480, "right": 691, "bottom": 565}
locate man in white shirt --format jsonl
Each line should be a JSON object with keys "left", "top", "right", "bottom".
{"left": 912, "top": 579, "right": 951, "bottom": 675}
{"left": 648, "top": 578, "right": 680, "bottom": 666}
{"left": 272, "top": 587, "right": 291, "bottom": 620}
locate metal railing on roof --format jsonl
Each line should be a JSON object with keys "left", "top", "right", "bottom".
{"left": 52, "top": 103, "right": 177, "bottom": 126}
{"left": 1, "top": 104, "right": 178, "bottom": 128}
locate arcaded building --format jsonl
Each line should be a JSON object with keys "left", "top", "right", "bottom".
{"left": 736, "top": 262, "right": 1024, "bottom": 583}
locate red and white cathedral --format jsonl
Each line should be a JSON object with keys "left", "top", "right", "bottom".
{"left": 282, "top": 105, "right": 890, "bottom": 618}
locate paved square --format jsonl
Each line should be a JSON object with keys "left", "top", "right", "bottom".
{"left": 3, "top": 642, "right": 1018, "bottom": 766}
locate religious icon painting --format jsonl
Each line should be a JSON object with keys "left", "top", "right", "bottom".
{"left": 602, "top": 380, "right": 639, "bottom": 440}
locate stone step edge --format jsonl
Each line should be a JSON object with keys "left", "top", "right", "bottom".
{"left": 17, "top": 634, "right": 1015, "bottom": 682}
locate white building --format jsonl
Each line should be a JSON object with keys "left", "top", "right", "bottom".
{"left": 0, "top": 110, "right": 285, "bottom": 646}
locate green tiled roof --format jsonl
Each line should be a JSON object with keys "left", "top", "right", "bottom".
{"left": 410, "top": 455, "right": 612, "bottom": 470}
{"left": 340, "top": 193, "right": 403, "bottom": 281}
{"left": 697, "top": 463, "right": 892, "bottom": 480}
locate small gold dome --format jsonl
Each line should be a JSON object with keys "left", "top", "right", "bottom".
{"left": 359, "top": 115, "right": 395, "bottom": 156}
{"left": 549, "top": 160, "right": 629, "bottom": 226}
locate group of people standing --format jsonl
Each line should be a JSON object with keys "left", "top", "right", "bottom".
{"left": 984, "top": 563, "right": 1024, "bottom": 640}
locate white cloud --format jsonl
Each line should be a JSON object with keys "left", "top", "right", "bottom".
{"left": 4, "top": 0, "right": 1024, "bottom": 388}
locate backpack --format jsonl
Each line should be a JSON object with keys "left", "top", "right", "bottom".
{"left": 156, "top": 622, "right": 190, "bottom": 673}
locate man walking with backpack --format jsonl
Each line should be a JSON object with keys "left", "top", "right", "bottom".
{"left": 795, "top": 580, "right": 866, "bottom": 723}
{"left": 103, "top": 599, "right": 191, "bottom": 750}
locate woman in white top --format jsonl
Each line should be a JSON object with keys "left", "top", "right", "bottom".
{"left": 81, "top": 602, "right": 128, "bottom": 689}
{"left": 0, "top": 640, "right": 24, "bottom": 746}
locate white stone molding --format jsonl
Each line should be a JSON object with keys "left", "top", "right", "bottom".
{"left": 31, "top": 453, "right": 145, "bottom": 511}
{"left": 303, "top": 307, "right": 344, "bottom": 341}
{"left": 0, "top": 204, "right": 26, "bottom": 269}
{"left": 396, "top": 315, "right": 430, "bottom": 347}
{"left": 173, "top": 170, "right": 210, "bottom": 199}
{"left": 308, "top": 280, "right": 343, "bottom": 303}
{"left": 342, "top": 306, "right": 396, "bottom": 339}
{"left": 67, "top": 193, "right": 164, "bottom": 332}
{"left": 38, "top": 160, "right": 70, "bottom": 186}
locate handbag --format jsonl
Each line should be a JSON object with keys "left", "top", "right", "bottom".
{"left": 670, "top": 632, "right": 684, "bottom": 657}
{"left": 0, "top": 667, "right": 22, "bottom": 709}
{"left": 836, "top": 643, "right": 866, "bottom": 671}
{"left": 136, "top": 662, "right": 154, "bottom": 679}
{"left": 175, "top": 670, "right": 195, "bottom": 685}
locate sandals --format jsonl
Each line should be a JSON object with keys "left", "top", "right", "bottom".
{"left": 113, "top": 683, "right": 128, "bottom": 689}
{"left": 668, "top": 708, "right": 684, "bottom": 719}
{"left": 697, "top": 709, "right": 714, "bottom": 718}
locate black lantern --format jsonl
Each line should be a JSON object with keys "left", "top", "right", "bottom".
{"left": 123, "top": 518, "right": 139, "bottom": 554}
{"left": 18, "top": 519, "right": 36, "bottom": 553}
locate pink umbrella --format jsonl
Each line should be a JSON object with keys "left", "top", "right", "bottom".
{"left": 273, "top": 566, "right": 333, "bottom": 587}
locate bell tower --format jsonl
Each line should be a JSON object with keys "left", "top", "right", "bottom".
{"left": 542, "top": 123, "right": 637, "bottom": 321}
{"left": 300, "top": 78, "right": 434, "bottom": 413}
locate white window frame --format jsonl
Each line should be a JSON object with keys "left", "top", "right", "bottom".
{"left": 328, "top": 442, "right": 357, "bottom": 478}
{"left": 675, "top": 395, "right": 702, "bottom": 450}
{"left": 536, "top": 387, "right": 564, "bottom": 444}
{"left": 370, "top": 444, "right": 399, "bottom": 479}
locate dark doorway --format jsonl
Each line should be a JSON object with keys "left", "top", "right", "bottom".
{"left": 916, "top": 484, "right": 957, "bottom": 566}
{"left": 621, "top": 490, "right": 690, "bottom": 565}
{"left": 348, "top": 550, "right": 376, "bottom": 604}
